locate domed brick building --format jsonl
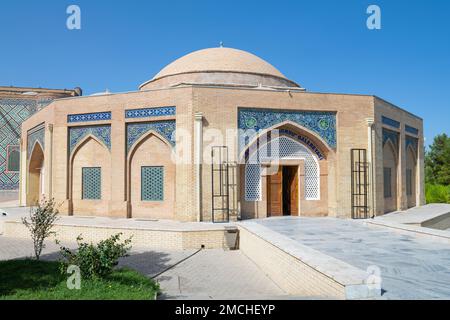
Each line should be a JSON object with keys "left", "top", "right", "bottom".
{"left": 19, "top": 47, "right": 424, "bottom": 221}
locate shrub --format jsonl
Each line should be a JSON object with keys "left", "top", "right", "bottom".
{"left": 58, "top": 233, "right": 132, "bottom": 279}
{"left": 22, "top": 198, "right": 59, "bottom": 260}
{"left": 425, "top": 183, "right": 450, "bottom": 204}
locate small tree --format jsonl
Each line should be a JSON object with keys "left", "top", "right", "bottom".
{"left": 22, "top": 198, "right": 59, "bottom": 260}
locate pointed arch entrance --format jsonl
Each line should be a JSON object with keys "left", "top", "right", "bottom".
{"left": 27, "top": 142, "right": 44, "bottom": 205}
{"left": 240, "top": 124, "right": 330, "bottom": 218}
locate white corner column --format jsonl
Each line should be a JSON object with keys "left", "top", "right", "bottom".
{"left": 19, "top": 137, "right": 27, "bottom": 207}
{"left": 366, "top": 118, "right": 375, "bottom": 217}
{"left": 194, "top": 112, "right": 204, "bottom": 222}
{"left": 45, "top": 124, "right": 53, "bottom": 199}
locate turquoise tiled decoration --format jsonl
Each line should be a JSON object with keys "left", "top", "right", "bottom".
{"left": 127, "top": 121, "right": 176, "bottom": 152}
{"left": 238, "top": 108, "right": 337, "bottom": 152}
{"left": 125, "top": 106, "right": 176, "bottom": 119}
{"left": 69, "top": 125, "right": 111, "bottom": 154}
{"left": 405, "top": 125, "right": 419, "bottom": 135}
{"left": 0, "top": 99, "right": 39, "bottom": 190}
{"left": 141, "top": 166, "right": 164, "bottom": 201}
{"left": 82, "top": 167, "right": 101, "bottom": 200}
{"left": 382, "top": 116, "right": 400, "bottom": 129}
{"left": 279, "top": 129, "right": 325, "bottom": 160}
{"left": 67, "top": 112, "right": 111, "bottom": 123}
{"left": 383, "top": 128, "right": 399, "bottom": 149}
{"left": 405, "top": 135, "right": 418, "bottom": 152}
{"left": 255, "top": 128, "right": 325, "bottom": 160}
{"left": 27, "top": 125, "right": 45, "bottom": 159}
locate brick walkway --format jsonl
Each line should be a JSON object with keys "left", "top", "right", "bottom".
{"left": 0, "top": 235, "right": 286, "bottom": 299}
{"left": 136, "top": 249, "right": 286, "bottom": 299}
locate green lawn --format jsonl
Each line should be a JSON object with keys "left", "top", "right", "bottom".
{"left": 0, "top": 259, "right": 159, "bottom": 300}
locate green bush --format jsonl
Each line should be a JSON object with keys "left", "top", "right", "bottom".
{"left": 58, "top": 233, "right": 132, "bottom": 279}
{"left": 425, "top": 184, "right": 450, "bottom": 204}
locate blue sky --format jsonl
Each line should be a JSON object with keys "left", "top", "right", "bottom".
{"left": 0, "top": 0, "right": 448, "bottom": 145}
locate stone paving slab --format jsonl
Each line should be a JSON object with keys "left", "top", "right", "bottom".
{"left": 375, "top": 204, "right": 450, "bottom": 225}
{"left": 238, "top": 222, "right": 371, "bottom": 286}
{"left": 254, "top": 216, "right": 450, "bottom": 299}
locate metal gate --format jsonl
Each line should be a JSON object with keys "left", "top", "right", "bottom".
{"left": 351, "top": 149, "right": 369, "bottom": 219}
{"left": 211, "top": 146, "right": 230, "bottom": 223}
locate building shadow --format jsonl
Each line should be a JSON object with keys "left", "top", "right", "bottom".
{"left": 0, "top": 248, "right": 176, "bottom": 298}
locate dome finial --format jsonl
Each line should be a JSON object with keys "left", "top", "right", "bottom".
{"left": 219, "top": 41, "right": 224, "bottom": 48}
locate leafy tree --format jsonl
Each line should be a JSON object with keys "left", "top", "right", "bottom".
{"left": 22, "top": 198, "right": 59, "bottom": 260}
{"left": 425, "top": 133, "right": 450, "bottom": 185}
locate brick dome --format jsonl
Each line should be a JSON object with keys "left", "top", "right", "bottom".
{"left": 139, "top": 47, "right": 300, "bottom": 90}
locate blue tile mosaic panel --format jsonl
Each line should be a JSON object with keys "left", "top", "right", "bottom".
{"left": 37, "top": 98, "right": 53, "bottom": 110}
{"left": 0, "top": 98, "right": 39, "bottom": 190}
{"left": 68, "top": 112, "right": 111, "bottom": 123}
{"left": 141, "top": 166, "right": 164, "bottom": 201}
{"left": 405, "top": 125, "right": 419, "bottom": 135}
{"left": 238, "top": 108, "right": 337, "bottom": 151}
{"left": 69, "top": 125, "right": 111, "bottom": 154}
{"left": 383, "top": 128, "right": 399, "bottom": 149}
{"left": 127, "top": 121, "right": 176, "bottom": 152}
{"left": 405, "top": 135, "right": 419, "bottom": 153}
{"left": 125, "top": 106, "right": 176, "bottom": 119}
{"left": 27, "top": 125, "right": 45, "bottom": 159}
{"left": 82, "top": 167, "right": 101, "bottom": 200}
{"left": 382, "top": 116, "right": 400, "bottom": 129}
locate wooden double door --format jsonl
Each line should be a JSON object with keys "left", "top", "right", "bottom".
{"left": 267, "top": 165, "right": 299, "bottom": 216}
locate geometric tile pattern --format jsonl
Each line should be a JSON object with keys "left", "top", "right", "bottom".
{"left": 69, "top": 125, "right": 111, "bottom": 154}
{"left": 238, "top": 108, "right": 337, "bottom": 151}
{"left": 82, "top": 167, "right": 101, "bottom": 200}
{"left": 127, "top": 121, "right": 176, "bottom": 153}
{"left": 125, "top": 106, "right": 176, "bottom": 119}
{"left": 244, "top": 164, "right": 261, "bottom": 201}
{"left": 258, "top": 128, "right": 325, "bottom": 160}
{"left": 245, "top": 135, "right": 320, "bottom": 201}
{"left": 27, "top": 124, "right": 45, "bottom": 159}
{"left": 141, "top": 166, "right": 164, "bottom": 201}
{"left": 405, "top": 125, "right": 419, "bottom": 135}
{"left": 0, "top": 98, "right": 38, "bottom": 190}
{"left": 67, "top": 111, "right": 111, "bottom": 123}
{"left": 382, "top": 116, "right": 400, "bottom": 129}
{"left": 383, "top": 128, "right": 399, "bottom": 149}
{"left": 405, "top": 135, "right": 418, "bottom": 153}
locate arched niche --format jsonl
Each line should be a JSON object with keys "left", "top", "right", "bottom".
{"left": 127, "top": 131, "right": 175, "bottom": 219}
{"left": 383, "top": 139, "right": 398, "bottom": 213}
{"left": 69, "top": 135, "right": 111, "bottom": 216}
{"left": 27, "top": 142, "right": 44, "bottom": 206}
{"left": 406, "top": 145, "right": 417, "bottom": 208}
